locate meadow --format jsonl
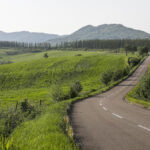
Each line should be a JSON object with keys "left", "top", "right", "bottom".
{"left": 0, "top": 49, "right": 135, "bottom": 150}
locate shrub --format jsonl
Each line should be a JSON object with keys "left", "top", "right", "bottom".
{"left": 43, "top": 53, "right": 48, "bottom": 58}
{"left": 4, "top": 111, "right": 22, "bottom": 137}
{"left": 51, "top": 86, "right": 64, "bottom": 102}
{"left": 75, "top": 54, "right": 82, "bottom": 56}
{"left": 101, "top": 70, "right": 113, "bottom": 86}
{"left": 138, "top": 46, "right": 149, "bottom": 57}
{"left": 20, "top": 99, "right": 34, "bottom": 113}
{"left": 1, "top": 101, "right": 41, "bottom": 138}
{"left": 69, "top": 81, "right": 82, "bottom": 98}
{"left": 123, "top": 66, "right": 130, "bottom": 76}
{"left": 135, "top": 71, "right": 150, "bottom": 100}
{"left": 113, "top": 69, "right": 123, "bottom": 81}
{"left": 128, "top": 57, "right": 140, "bottom": 67}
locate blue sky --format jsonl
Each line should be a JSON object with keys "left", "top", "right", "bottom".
{"left": 0, "top": 0, "right": 149, "bottom": 34}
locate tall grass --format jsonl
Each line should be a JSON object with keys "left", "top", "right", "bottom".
{"left": 0, "top": 50, "right": 131, "bottom": 150}
{"left": 126, "top": 65, "right": 150, "bottom": 107}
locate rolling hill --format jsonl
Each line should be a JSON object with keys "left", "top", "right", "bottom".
{"left": 0, "top": 24, "right": 150, "bottom": 44}
{"left": 0, "top": 31, "right": 60, "bottom": 43}
{"left": 49, "top": 24, "right": 150, "bottom": 45}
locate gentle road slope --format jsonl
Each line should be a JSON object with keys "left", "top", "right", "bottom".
{"left": 71, "top": 56, "right": 150, "bottom": 150}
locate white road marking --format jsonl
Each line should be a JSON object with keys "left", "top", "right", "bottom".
{"left": 112, "top": 113, "right": 123, "bottom": 119}
{"left": 137, "top": 125, "right": 150, "bottom": 132}
{"left": 103, "top": 106, "right": 108, "bottom": 111}
{"left": 99, "top": 103, "right": 102, "bottom": 106}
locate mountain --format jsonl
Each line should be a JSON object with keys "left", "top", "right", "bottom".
{"left": 49, "top": 24, "right": 150, "bottom": 45}
{"left": 1, "top": 24, "right": 150, "bottom": 44}
{"left": 0, "top": 31, "right": 60, "bottom": 43}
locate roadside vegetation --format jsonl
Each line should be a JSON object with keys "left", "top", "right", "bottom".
{"left": 126, "top": 47, "right": 150, "bottom": 108}
{"left": 127, "top": 67, "right": 150, "bottom": 108}
{"left": 0, "top": 47, "right": 146, "bottom": 150}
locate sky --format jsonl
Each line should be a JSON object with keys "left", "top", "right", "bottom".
{"left": 0, "top": 0, "right": 150, "bottom": 35}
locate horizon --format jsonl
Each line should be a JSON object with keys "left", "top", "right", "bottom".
{"left": 0, "top": 23, "right": 150, "bottom": 35}
{"left": 0, "top": 0, "right": 150, "bottom": 35}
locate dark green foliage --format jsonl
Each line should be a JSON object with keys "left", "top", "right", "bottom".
{"left": 113, "top": 69, "right": 123, "bottom": 81}
{"left": 138, "top": 46, "right": 149, "bottom": 56}
{"left": 124, "top": 45, "right": 137, "bottom": 56}
{"left": 54, "top": 39, "right": 150, "bottom": 50}
{"left": 20, "top": 99, "right": 34, "bottom": 113}
{"left": 69, "top": 81, "right": 82, "bottom": 98}
{"left": 128, "top": 57, "right": 140, "bottom": 67}
{"left": 0, "top": 100, "right": 41, "bottom": 138}
{"left": 75, "top": 54, "right": 82, "bottom": 56}
{"left": 123, "top": 66, "right": 130, "bottom": 76}
{"left": 51, "top": 86, "right": 64, "bottom": 102}
{"left": 21, "top": 99, "right": 29, "bottom": 112}
{"left": 44, "top": 53, "right": 48, "bottom": 58}
{"left": 101, "top": 67, "right": 130, "bottom": 84}
{"left": 101, "top": 70, "right": 113, "bottom": 85}
{"left": 135, "top": 71, "right": 150, "bottom": 100}
{"left": 4, "top": 111, "right": 23, "bottom": 137}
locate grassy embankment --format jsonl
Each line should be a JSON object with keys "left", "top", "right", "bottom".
{"left": 126, "top": 65, "right": 150, "bottom": 108}
{"left": 0, "top": 50, "right": 134, "bottom": 150}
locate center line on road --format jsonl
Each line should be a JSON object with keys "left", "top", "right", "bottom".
{"left": 103, "top": 106, "right": 107, "bottom": 111}
{"left": 112, "top": 113, "right": 123, "bottom": 119}
{"left": 137, "top": 125, "right": 150, "bottom": 132}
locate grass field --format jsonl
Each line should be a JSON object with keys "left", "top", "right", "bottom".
{"left": 0, "top": 50, "right": 133, "bottom": 150}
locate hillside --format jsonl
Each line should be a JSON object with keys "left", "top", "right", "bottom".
{"left": 0, "top": 31, "right": 60, "bottom": 43}
{"left": 0, "top": 50, "right": 130, "bottom": 150}
{"left": 49, "top": 24, "right": 150, "bottom": 45}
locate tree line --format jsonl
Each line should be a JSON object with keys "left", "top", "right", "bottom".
{"left": 0, "top": 41, "right": 51, "bottom": 49}
{"left": 0, "top": 39, "right": 150, "bottom": 51}
{"left": 56, "top": 39, "right": 150, "bottom": 50}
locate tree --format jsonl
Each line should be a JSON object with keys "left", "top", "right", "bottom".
{"left": 124, "top": 45, "right": 132, "bottom": 56}
{"left": 138, "top": 46, "right": 149, "bottom": 56}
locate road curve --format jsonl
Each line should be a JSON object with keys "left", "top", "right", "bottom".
{"left": 71, "top": 56, "right": 150, "bottom": 150}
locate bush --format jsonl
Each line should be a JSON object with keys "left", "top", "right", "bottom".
{"left": 20, "top": 99, "right": 34, "bottom": 113}
{"left": 69, "top": 81, "right": 82, "bottom": 98}
{"left": 138, "top": 46, "right": 149, "bottom": 56}
{"left": 123, "top": 66, "right": 130, "bottom": 76}
{"left": 101, "top": 70, "right": 113, "bottom": 85}
{"left": 1, "top": 101, "right": 41, "bottom": 138}
{"left": 135, "top": 71, "right": 150, "bottom": 100}
{"left": 4, "top": 111, "right": 23, "bottom": 137}
{"left": 128, "top": 57, "right": 140, "bottom": 67}
{"left": 51, "top": 86, "right": 64, "bottom": 102}
{"left": 113, "top": 69, "right": 123, "bottom": 81}
{"left": 44, "top": 53, "right": 48, "bottom": 58}
{"left": 75, "top": 54, "right": 82, "bottom": 56}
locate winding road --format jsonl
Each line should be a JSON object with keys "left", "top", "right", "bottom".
{"left": 71, "top": 56, "right": 150, "bottom": 150}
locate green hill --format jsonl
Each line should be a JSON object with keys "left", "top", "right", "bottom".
{"left": 0, "top": 50, "right": 132, "bottom": 150}
{"left": 49, "top": 24, "right": 150, "bottom": 45}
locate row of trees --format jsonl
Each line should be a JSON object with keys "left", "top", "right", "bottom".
{"left": 0, "top": 41, "right": 51, "bottom": 49}
{"left": 0, "top": 40, "right": 150, "bottom": 54}
{"left": 56, "top": 39, "right": 150, "bottom": 50}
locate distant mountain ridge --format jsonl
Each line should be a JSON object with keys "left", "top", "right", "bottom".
{"left": 49, "top": 24, "right": 150, "bottom": 45}
{"left": 0, "top": 24, "right": 150, "bottom": 44}
{"left": 0, "top": 31, "right": 60, "bottom": 43}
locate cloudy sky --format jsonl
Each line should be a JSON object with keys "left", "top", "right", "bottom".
{"left": 0, "top": 0, "right": 149, "bottom": 35}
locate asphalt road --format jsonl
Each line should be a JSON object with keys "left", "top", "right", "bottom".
{"left": 71, "top": 56, "right": 150, "bottom": 150}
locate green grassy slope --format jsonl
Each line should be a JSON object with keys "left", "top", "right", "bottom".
{"left": 127, "top": 66, "right": 150, "bottom": 107}
{"left": 0, "top": 50, "right": 130, "bottom": 150}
